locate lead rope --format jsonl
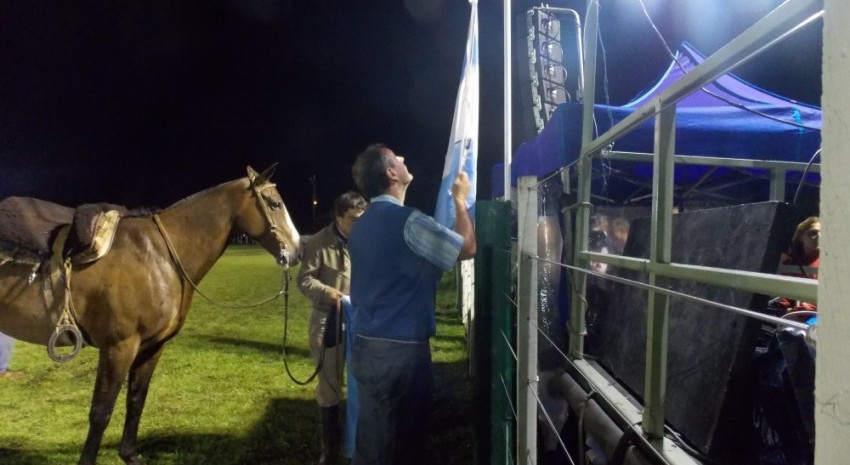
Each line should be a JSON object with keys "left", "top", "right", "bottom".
{"left": 282, "top": 233, "right": 347, "bottom": 388}
{"left": 153, "top": 214, "right": 285, "bottom": 308}
{"left": 281, "top": 294, "right": 338, "bottom": 386}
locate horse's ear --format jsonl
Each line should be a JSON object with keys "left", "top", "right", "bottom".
{"left": 248, "top": 164, "right": 278, "bottom": 184}
{"left": 260, "top": 163, "right": 278, "bottom": 182}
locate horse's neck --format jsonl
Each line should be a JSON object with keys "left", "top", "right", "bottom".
{"left": 157, "top": 180, "right": 245, "bottom": 281}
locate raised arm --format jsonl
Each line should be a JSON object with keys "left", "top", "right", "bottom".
{"left": 451, "top": 171, "right": 476, "bottom": 260}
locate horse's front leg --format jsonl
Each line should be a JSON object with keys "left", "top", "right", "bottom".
{"left": 78, "top": 338, "right": 140, "bottom": 465}
{"left": 119, "top": 342, "right": 167, "bottom": 465}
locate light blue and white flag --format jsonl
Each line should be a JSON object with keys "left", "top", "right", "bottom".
{"left": 434, "top": 0, "right": 479, "bottom": 229}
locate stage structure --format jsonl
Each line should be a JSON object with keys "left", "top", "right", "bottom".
{"left": 475, "top": 1, "right": 825, "bottom": 464}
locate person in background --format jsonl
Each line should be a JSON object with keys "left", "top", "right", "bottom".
{"left": 348, "top": 143, "right": 476, "bottom": 465}
{"left": 0, "top": 331, "right": 23, "bottom": 380}
{"left": 297, "top": 191, "right": 368, "bottom": 465}
{"left": 609, "top": 216, "right": 630, "bottom": 255}
{"left": 769, "top": 216, "right": 820, "bottom": 321}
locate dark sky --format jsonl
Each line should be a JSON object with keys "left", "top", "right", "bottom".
{"left": 0, "top": 0, "right": 821, "bottom": 231}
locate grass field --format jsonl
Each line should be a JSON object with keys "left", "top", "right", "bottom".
{"left": 0, "top": 245, "right": 473, "bottom": 465}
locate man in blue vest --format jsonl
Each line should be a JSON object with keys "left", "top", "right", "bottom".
{"left": 348, "top": 143, "right": 476, "bottom": 465}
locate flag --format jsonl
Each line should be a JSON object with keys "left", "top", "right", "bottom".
{"left": 434, "top": 0, "right": 479, "bottom": 229}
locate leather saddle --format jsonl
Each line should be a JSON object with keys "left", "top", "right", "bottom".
{"left": 0, "top": 196, "right": 125, "bottom": 266}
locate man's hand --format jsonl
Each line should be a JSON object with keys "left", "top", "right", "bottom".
{"left": 451, "top": 170, "right": 476, "bottom": 260}
{"left": 328, "top": 288, "right": 344, "bottom": 306}
{"left": 451, "top": 171, "right": 471, "bottom": 202}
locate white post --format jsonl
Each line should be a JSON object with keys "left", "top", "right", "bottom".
{"left": 517, "top": 175, "right": 539, "bottom": 465}
{"left": 816, "top": 1, "right": 850, "bottom": 463}
{"left": 458, "top": 259, "right": 475, "bottom": 374}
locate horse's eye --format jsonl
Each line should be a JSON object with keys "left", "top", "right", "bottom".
{"left": 269, "top": 201, "right": 283, "bottom": 211}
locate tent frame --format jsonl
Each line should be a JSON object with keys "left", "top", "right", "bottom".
{"left": 509, "top": 0, "right": 824, "bottom": 464}
{"left": 571, "top": 0, "right": 821, "bottom": 447}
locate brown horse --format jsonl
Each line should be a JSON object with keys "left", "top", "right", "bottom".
{"left": 0, "top": 165, "right": 301, "bottom": 465}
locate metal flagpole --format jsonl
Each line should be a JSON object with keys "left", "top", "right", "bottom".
{"left": 503, "top": 0, "right": 512, "bottom": 202}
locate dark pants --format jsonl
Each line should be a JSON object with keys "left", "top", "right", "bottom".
{"left": 350, "top": 335, "right": 433, "bottom": 465}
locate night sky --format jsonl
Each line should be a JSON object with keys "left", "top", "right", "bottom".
{"left": 0, "top": 0, "right": 822, "bottom": 232}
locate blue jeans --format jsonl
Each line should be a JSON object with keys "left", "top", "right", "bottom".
{"left": 0, "top": 331, "right": 15, "bottom": 373}
{"left": 350, "top": 335, "right": 432, "bottom": 465}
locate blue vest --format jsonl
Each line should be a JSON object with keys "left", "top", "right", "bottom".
{"left": 349, "top": 201, "right": 443, "bottom": 341}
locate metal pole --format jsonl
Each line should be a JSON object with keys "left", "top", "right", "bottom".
{"left": 504, "top": 0, "right": 512, "bottom": 201}
{"left": 643, "top": 103, "right": 676, "bottom": 439}
{"left": 770, "top": 168, "right": 787, "bottom": 201}
{"left": 569, "top": 0, "right": 599, "bottom": 359}
{"left": 517, "top": 176, "right": 539, "bottom": 465}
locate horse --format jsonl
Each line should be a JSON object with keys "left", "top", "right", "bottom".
{"left": 0, "top": 165, "right": 301, "bottom": 465}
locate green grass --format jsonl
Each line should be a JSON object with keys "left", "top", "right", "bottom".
{"left": 0, "top": 245, "right": 473, "bottom": 465}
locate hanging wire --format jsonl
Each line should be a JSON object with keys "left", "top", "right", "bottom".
{"left": 792, "top": 147, "right": 822, "bottom": 207}
{"left": 635, "top": 0, "right": 822, "bottom": 132}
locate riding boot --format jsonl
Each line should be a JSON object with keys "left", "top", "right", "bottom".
{"left": 318, "top": 404, "right": 341, "bottom": 465}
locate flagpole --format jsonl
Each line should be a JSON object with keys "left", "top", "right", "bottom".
{"left": 503, "top": 0, "right": 512, "bottom": 201}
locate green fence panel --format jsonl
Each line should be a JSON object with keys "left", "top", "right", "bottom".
{"left": 474, "top": 200, "right": 514, "bottom": 465}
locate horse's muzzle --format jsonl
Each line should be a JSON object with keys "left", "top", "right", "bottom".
{"left": 277, "top": 247, "right": 300, "bottom": 267}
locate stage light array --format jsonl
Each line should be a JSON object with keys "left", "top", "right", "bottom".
{"left": 524, "top": 8, "right": 576, "bottom": 133}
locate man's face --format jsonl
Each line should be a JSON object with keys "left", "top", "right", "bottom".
{"left": 384, "top": 148, "right": 413, "bottom": 187}
{"left": 336, "top": 207, "right": 364, "bottom": 237}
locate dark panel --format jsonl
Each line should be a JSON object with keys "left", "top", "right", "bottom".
{"left": 586, "top": 201, "right": 794, "bottom": 459}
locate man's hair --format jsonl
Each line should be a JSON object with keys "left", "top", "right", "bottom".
{"left": 334, "top": 191, "right": 367, "bottom": 217}
{"left": 352, "top": 143, "right": 392, "bottom": 199}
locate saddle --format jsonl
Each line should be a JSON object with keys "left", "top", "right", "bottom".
{"left": 0, "top": 196, "right": 123, "bottom": 266}
{"left": 0, "top": 196, "right": 130, "bottom": 361}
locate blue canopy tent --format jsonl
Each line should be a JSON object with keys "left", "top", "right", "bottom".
{"left": 492, "top": 42, "right": 821, "bottom": 206}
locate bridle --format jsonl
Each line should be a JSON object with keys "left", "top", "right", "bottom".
{"left": 247, "top": 171, "right": 293, "bottom": 267}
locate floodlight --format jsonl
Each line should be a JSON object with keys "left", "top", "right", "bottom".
{"left": 521, "top": 7, "right": 582, "bottom": 134}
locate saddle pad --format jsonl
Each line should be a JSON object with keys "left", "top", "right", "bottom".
{"left": 0, "top": 196, "right": 74, "bottom": 253}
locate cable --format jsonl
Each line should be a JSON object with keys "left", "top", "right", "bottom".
{"left": 792, "top": 147, "right": 821, "bottom": 207}
{"left": 635, "top": 0, "right": 822, "bottom": 132}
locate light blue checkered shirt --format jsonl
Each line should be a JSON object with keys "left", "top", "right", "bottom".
{"left": 370, "top": 195, "right": 462, "bottom": 271}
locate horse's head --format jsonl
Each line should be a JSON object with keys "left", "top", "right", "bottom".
{"left": 240, "top": 164, "right": 301, "bottom": 266}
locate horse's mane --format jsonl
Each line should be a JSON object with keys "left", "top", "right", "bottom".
{"left": 163, "top": 177, "right": 249, "bottom": 211}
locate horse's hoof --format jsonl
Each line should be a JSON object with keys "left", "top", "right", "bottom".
{"left": 121, "top": 453, "right": 144, "bottom": 465}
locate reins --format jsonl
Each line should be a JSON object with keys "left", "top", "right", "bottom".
{"left": 152, "top": 174, "right": 321, "bottom": 386}
{"left": 153, "top": 214, "right": 288, "bottom": 309}
{"left": 152, "top": 209, "right": 322, "bottom": 385}
{"left": 280, "top": 299, "right": 336, "bottom": 386}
